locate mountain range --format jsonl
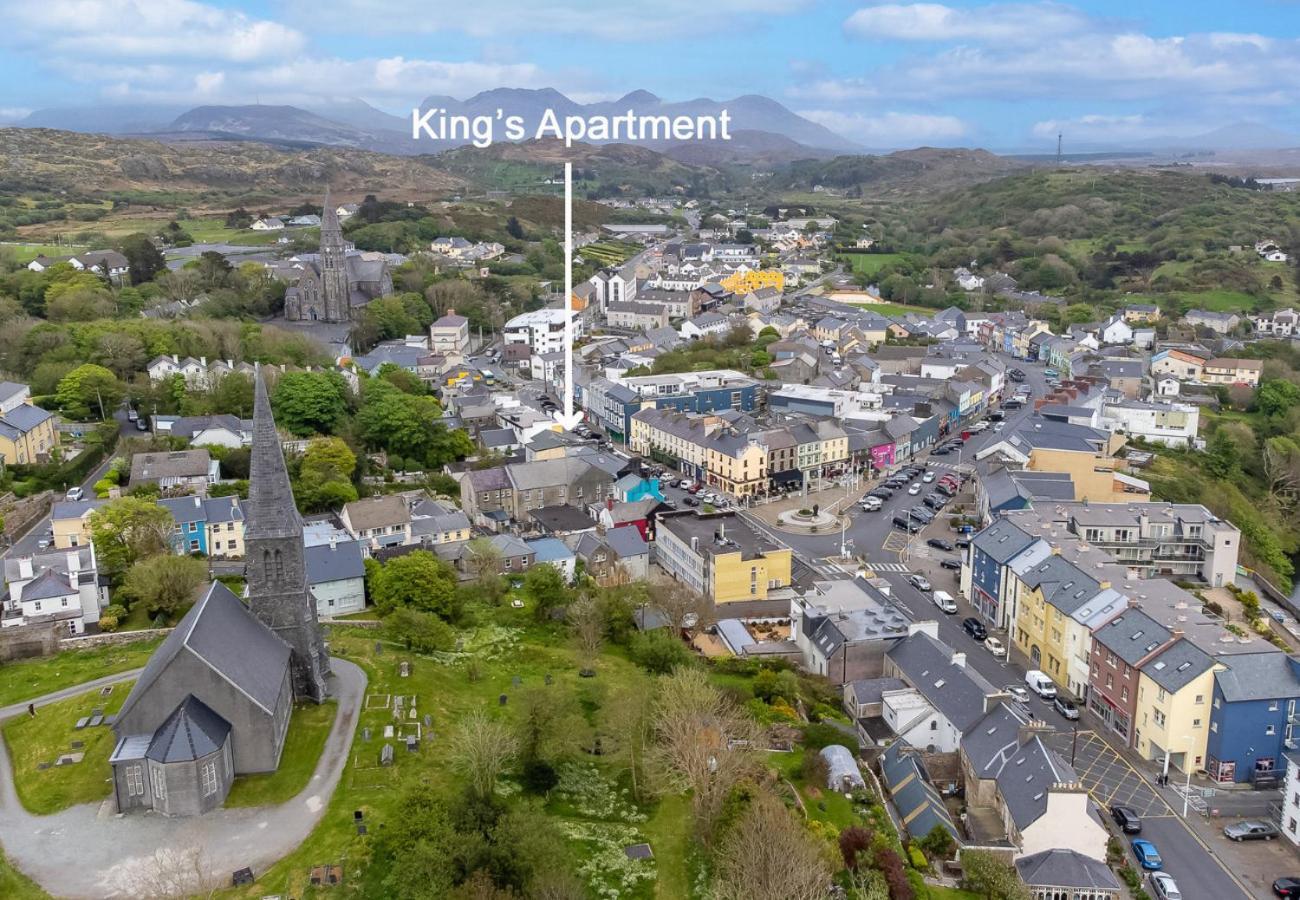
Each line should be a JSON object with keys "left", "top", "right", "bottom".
{"left": 16, "top": 89, "right": 857, "bottom": 161}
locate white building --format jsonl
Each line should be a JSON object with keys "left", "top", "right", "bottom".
{"left": 1099, "top": 399, "right": 1200, "bottom": 448}
{"left": 1281, "top": 754, "right": 1300, "bottom": 847}
{"left": 251, "top": 217, "right": 284, "bottom": 231}
{"left": 503, "top": 308, "right": 584, "bottom": 356}
{"left": 1, "top": 547, "right": 106, "bottom": 634}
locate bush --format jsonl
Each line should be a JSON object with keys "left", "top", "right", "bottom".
{"left": 838, "top": 825, "right": 874, "bottom": 870}
{"left": 103, "top": 603, "right": 127, "bottom": 621}
{"left": 917, "top": 823, "right": 956, "bottom": 861}
{"left": 98, "top": 614, "right": 119, "bottom": 632}
{"left": 628, "top": 629, "right": 691, "bottom": 673}
{"left": 799, "top": 722, "right": 847, "bottom": 751}
{"left": 907, "top": 845, "right": 927, "bottom": 870}
{"left": 520, "top": 757, "right": 559, "bottom": 795}
{"left": 801, "top": 749, "right": 829, "bottom": 787}
{"left": 753, "top": 668, "right": 800, "bottom": 704}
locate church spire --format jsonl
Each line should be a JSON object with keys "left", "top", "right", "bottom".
{"left": 246, "top": 367, "right": 302, "bottom": 541}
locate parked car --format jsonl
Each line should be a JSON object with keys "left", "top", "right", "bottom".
{"left": 860, "top": 496, "right": 883, "bottom": 511}
{"left": 908, "top": 574, "right": 932, "bottom": 593}
{"left": 136, "top": 416, "right": 150, "bottom": 431}
{"left": 126, "top": 408, "right": 138, "bottom": 421}
{"left": 1274, "top": 877, "right": 1300, "bottom": 898}
{"left": 660, "top": 499, "right": 677, "bottom": 510}
{"left": 1131, "top": 839, "right": 1162, "bottom": 870}
{"left": 892, "top": 516, "right": 921, "bottom": 533}
{"left": 963, "top": 617, "right": 988, "bottom": 641}
{"left": 1053, "top": 696, "right": 1080, "bottom": 720}
{"left": 1149, "top": 872, "right": 1181, "bottom": 900}
{"left": 1004, "top": 684, "right": 1031, "bottom": 704}
{"left": 66, "top": 486, "right": 84, "bottom": 501}
{"left": 984, "top": 636, "right": 1007, "bottom": 658}
{"left": 936, "top": 484, "right": 956, "bottom": 497}
{"left": 924, "top": 494, "right": 946, "bottom": 511}
{"left": 908, "top": 483, "right": 922, "bottom": 495}
{"left": 955, "top": 538, "right": 971, "bottom": 549}
{"left": 872, "top": 487, "right": 895, "bottom": 500}
{"left": 683, "top": 496, "right": 700, "bottom": 507}
{"left": 939, "top": 557, "right": 962, "bottom": 571}
{"left": 678, "top": 479, "right": 692, "bottom": 489}
{"left": 993, "top": 423, "right": 1004, "bottom": 432}
{"left": 1223, "top": 820, "right": 1280, "bottom": 841}
{"left": 932, "top": 446, "right": 952, "bottom": 455}
{"left": 908, "top": 506, "right": 934, "bottom": 523}
{"left": 1110, "top": 805, "right": 1142, "bottom": 834}
{"left": 1025, "top": 670, "right": 1057, "bottom": 699}
{"left": 922, "top": 472, "right": 936, "bottom": 483}
{"left": 927, "top": 538, "right": 955, "bottom": 552}
{"left": 932, "top": 590, "right": 958, "bottom": 614}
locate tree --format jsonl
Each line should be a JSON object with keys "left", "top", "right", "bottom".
{"left": 271, "top": 370, "right": 350, "bottom": 436}
{"left": 606, "top": 681, "right": 654, "bottom": 801}
{"left": 646, "top": 579, "right": 713, "bottom": 631}
{"left": 371, "top": 550, "right": 459, "bottom": 621}
{"left": 648, "top": 667, "right": 761, "bottom": 842}
{"left": 712, "top": 791, "right": 832, "bottom": 900}
{"left": 506, "top": 216, "right": 525, "bottom": 239}
{"left": 1256, "top": 378, "right": 1300, "bottom": 418}
{"left": 917, "top": 823, "right": 956, "bottom": 862}
{"left": 55, "top": 363, "right": 123, "bottom": 420}
{"left": 384, "top": 607, "right": 456, "bottom": 653}
{"left": 752, "top": 668, "right": 800, "bottom": 704}
{"left": 1263, "top": 435, "right": 1300, "bottom": 503}
{"left": 464, "top": 537, "right": 504, "bottom": 598}
{"left": 629, "top": 629, "right": 691, "bottom": 674}
{"left": 450, "top": 711, "right": 518, "bottom": 800}
{"left": 117, "top": 233, "right": 166, "bottom": 284}
{"left": 523, "top": 564, "right": 570, "bottom": 621}
{"left": 961, "top": 850, "right": 1030, "bottom": 900}
{"left": 1204, "top": 427, "right": 1240, "bottom": 478}
{"left": 121, "top": 554, "right": 209, "bottom": 618}
{"left": 89, "top": 496, "right": 174, "bottom": 574}
{"left": 567, "top": 593, "right": 604, "bottom": 674}
{"left": 297, "top": 437, "right": 358, "bottom": 511}
{"left": 515, "top": 686, "right": 580, "bottom": 764}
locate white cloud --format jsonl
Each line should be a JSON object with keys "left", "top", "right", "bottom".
{"left": 1, "top": 0, "right": 304, "bottom": 62}
{"left": 287, "top": 0, "right": 812, "bottom": 40}
{"left": 1031, "top": 114, "right": 1154, "bottom": 141}
{"left": 844, "top": 2, "right": 1093, "bottom": 44}
{"left": 797, "top": 109, "right": 968, "bottom": 146}
{"left": 0, "top": 107, "right": 32, "bottom": 121}
{"left": 787, "top": 78, "right": 879, "bottom": 102}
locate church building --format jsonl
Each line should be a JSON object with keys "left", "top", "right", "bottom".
{"left": 108, "top": 370, "right": 330, "bottom": 817}
{"left": 283, "top": 188, "right": 391, "bottom": 323}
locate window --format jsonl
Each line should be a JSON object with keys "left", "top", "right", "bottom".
{"left": 1122, "top": 687, "right": 1129, "bottom": 701}
{"left": 1267, "top": 725, "right": 1277, "bottom": 736}
{"left": 126, "top": 765, "right": 144, "bottom": 797}
{"left": 151, "top": 765, "right": 167, "bottom": 803}
{"left": 200, "top": 760, "right": 219, "bottom": 798}
{"left": 1270, "top": 701, "right": 1280, "bottom": 712}
{"left": 1193, "top": 718, "right": 1202, "bottom": 728}
{"left": 1195, "top": 694, "right": 1204, "bottom": 704}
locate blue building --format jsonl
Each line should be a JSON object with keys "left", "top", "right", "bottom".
{"left": 1206, "top": 652, "right": 1300, "bottom": 784}
{"left": 585, "top": 374, "right": 760, "bottom": 444}
{"left": 965, "top": 519, "right": 1040, "bottom": 628}
{"left": 158, "top": 495, "right": 244, "bottom": 557}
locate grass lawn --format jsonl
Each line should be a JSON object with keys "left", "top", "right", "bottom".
{"left": 838, "top": 252, "right": 904, "bottom": 277}
{"left": 225, "top": 701, "right": 337, "bottom": 807}
{"left": 0, "top": 637, "right": 159, "bottom": 708}
{"left": 0, "top": 856, "right": 48, "bottom": 900}
{"left": 840, "top": 299, "right": 935, "bottom": 317}
{"left": 0, "top": 243, "right": 86, "bottom": 263}
{"left": 1170, "top": 289, "right": 1266, "bottom": 313}
{"left": 641, "top": 793, "right": 692, "bottom": 899}
{"left": 2, "top": 681, "right": 132, "bottom": 814}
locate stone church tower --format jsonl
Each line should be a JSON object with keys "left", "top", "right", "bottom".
{"left": 245, "top": 369, "right": 330, "bottom": 702}
{"left": 318, "top": 186, "right": 351, "bottom": 323}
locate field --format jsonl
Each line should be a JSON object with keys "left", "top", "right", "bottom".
{"left": 0, "top": 242, "right": 89, "bottom": 263}
{"left": 838, "top": 299, "right": 937, "bottom": 317}
{"left": 0, "top": 637, "right": 160, "bottom": 708}
{"left": 1, "top": 681, "right": 132, "bottom": 814}
{"left": 0, "top": 857, "right": 46, "bottom": 900}
{"left": 577, "top": 240, "right": 641, "bottom": 267}
{"left": 838, "top": 252, "right": 904, "bottom": 277}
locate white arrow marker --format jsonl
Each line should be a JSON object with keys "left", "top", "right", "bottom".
{"left": 554, "top": 161, "right": 583, "bottom": 431}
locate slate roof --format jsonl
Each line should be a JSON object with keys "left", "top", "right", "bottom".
{"left": 962, "top": 705, "right": 1076, "bottom": 830}
{"left": 1018, "top": 555, "right": 1102, "bottom": 617}
{"left": 887, "top": 631, "right": 999, "bottom": 733}
{"left": 1092, "top": 610, "right": 1173, "bottom": 667}
{"left": 19, "top": 567, "right": 77, "bottom": 602}
{"left": 530, "top": 505, "right": 597, "bottom": 533}
{"left": 971, "top": 519, "right": 1039, "bottom": 564}
{"left": 130, "top": 449, "right": 214, "bottom": 485}
{"left": 1015, "top": 849, "right": 1120, "bottom": 891}
{"left": 1141, "top": 638, "right": 1215, "bottom": 693}
{"left": 845, "top": 677, "right": 906, "bottom": 708}
{"left": 304, "top": 538, "right": 366, "bottom": 585}
{"left": 881, "top": 742, "right": 960, "bottom": 842}
{"left": 116, "top": 581, "right": 291, "bottom": 722}
{"left": 526, "top": 536, "right": 574, "bottom": 563}
{"left": 145, "top": 694, "right": 231, "bottom": 763}
{"left": 1213, "top": 651, "right": 1300, "bottom": 702}
{"left": 343, "top": 495, "right": 411, "bottom": 532}
{"left": 604, "top": 526, "right": 649, "bottom": 558}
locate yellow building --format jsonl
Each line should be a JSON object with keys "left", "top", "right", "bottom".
{"left": 630, "top": 408, "right": 716, "bottom": 480}
{"left": 720, "top": 268, "right": 784, "bottom": 295}
{"left": 1020, "top": 429, "right": 1151, "bottom": 503}
{"left": 1011, "top": 553, "right": 1125, "bottom": 698}
{"left": 657, "top": 511, "right": 792, "bottom": 607}
{"left": 52, "top": 499, "right": 104, "bottom": 549}
{"left": 704, "top": 434, "right": 767, "bottom": 497}
{"left": 1134, "top": 640, "right": 1220, "bottom": 773}
{"left": 0, "top": 402, "right": 58, "bottom": 466}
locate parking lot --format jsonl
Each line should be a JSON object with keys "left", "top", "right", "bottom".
{"left": 1044, "top": 728, "right": 1167, "bottom": 818}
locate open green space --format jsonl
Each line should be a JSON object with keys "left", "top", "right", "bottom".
{"left": 1170, "top": 288, "right": 1269, "bottom": 313}
{"left": 0, "top": 637, "right": 159, "bottom": 708}
{"left": 840, "top": 299, "right": 936, "bottom": 317}
{"left": 838, "top": 252, "right": 904, "bottom": 276}
{"left": 2, "top": 681, "right": 132, "bottom": 814}
{"left": 0, "top": 243, "right": 85, "bottom": 263}
{"left": 0, "top": 856, "right": 48, "bottom": 900}
{"left": 225, "top": 701, "right": 337, "bottom": 807}
{"left": 579, "top": 240, "right": 641, "bottom": 267}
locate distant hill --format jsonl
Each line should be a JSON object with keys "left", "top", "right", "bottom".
{"left": 767, "top": 147, "right": 1029, "bottom": 197}
{"left": 0, "top": 127, "right": 463, "bottom": 198}
{"left": 13, "top": 88, "right": 857, "bottom": 160}
{"left": 430, "top": 137, "right": 731, "bottom": 195}
{"left": 661, "top": 129, "right": 835, "bottom": 167}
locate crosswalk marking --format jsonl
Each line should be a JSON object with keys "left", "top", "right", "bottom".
{"left": 866, "top": 562, "right": 909, "bottom": 572}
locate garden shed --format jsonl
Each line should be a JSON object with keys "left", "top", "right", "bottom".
{"left": 819, "top": 744, "right": 866, "bottom": 791}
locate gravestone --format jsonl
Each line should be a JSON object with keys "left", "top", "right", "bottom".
{"left": 405, "top": 735, "right": 418, "bottom": 753}
{"left": 422, "top": 714, "right": 432, "bottom": 728}
{"left": 231, "top": 868, "right": 254, "bottom": 887}
{"left": 380, "top": 744, "right": 394, "bottom": 766}
{"left": 74, "top": 717, "right": 89, "bottom": 730}
{"left": 87, "top": 715, "right": 103, "bottom": 728}
{"left": 544, "top": 673, "right": 553, "bottom": 686}
{"left": 383, "top": 725, "right": 394, "bottom": 738}
{"left": 362, "top": 728, "right": 371, "bottom": 742}
{"left": 512, "top": 675, "right": 521, "bottom": 687}
{"left": 374, "top": 641, "right": 383, "bottom": 654}
{"left": 357, "top": 824, "right": 367, "bottom": 835}
{"left": 90, "top": 707, "right": 103, "bottom": 717}
{"left": 36, "top": 762, "right": 50, "bottom": 770}
{"left": 399, "top": 661, "right": 410, "bottom": 678}
{"left": 70, "top": 740, "right": 84, "bottom": 750}
{"left": 499, "top": 694, "right": 508, "bottom": 707}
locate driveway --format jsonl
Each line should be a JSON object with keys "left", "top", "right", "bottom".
{"left": 0, "top": 658, "right": 366, "bottom": 898}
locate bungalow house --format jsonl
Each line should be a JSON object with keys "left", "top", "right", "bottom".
{"left": 129, "top": 450, "right": 219, "bottom": 494}
{"left": 524, "top": 537, "right": 577, "bottom": 582}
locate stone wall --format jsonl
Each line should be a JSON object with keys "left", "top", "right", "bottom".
{"left": 0, "top": 490, "right": 53, "bottom": 543}
{"left": 0, "top": 621, "right": 61, "bottom": 661}
{"left": 60, "top": 628, "right": 172, "bottom": 651}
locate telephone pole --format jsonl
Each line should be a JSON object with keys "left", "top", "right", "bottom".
{"left": 1056, "top": 132, "right": 1063, "bottom": 166}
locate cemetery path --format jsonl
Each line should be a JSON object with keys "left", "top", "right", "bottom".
{"left": 0, "top": 657, "right": 366, "bottom": 898}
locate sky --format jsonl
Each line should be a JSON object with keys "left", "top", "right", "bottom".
{"left": 1, "top": 0, "right": 1299, "bottom": 150}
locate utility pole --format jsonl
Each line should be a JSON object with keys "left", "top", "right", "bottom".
{"left": 1056, "top": 132, "right": 1063, "bottom": 166}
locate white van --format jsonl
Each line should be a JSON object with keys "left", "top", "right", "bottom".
{"left": 932, "top": 590, "right": 958, "bottom": 614}
{"left": 1025, "top": 670, "right": 1057, "bottom": 699}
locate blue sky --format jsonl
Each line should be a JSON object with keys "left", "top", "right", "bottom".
{"left": 2, "top": 0, "right": 1298, "bottom": 149}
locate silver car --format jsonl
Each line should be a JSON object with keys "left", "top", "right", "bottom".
{"left": 1150, "top": 872, "right": 1180, "bottom": 900}
{"left": 1223, "top": 820, "right": 1279, "bottom": 841}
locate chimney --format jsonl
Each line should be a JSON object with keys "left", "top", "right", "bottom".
{"left": 690, "top": 536, "right": 699, "bottom": 552}
{"left": 951, "top": 651, "right": 966, "bottom": 669}
{"left": 18, "top": 557, "right": 32, "bottom": 580}
{"left": 66, "top": 551, "right": 80, "bottom": 575}
{"left": 193, "top": 495, "right": 201, "bottom": 508}
{"left": 329, "top": 535, "right": 337, "bottom": 551}
{"left": 1018, "top": 717, "right": 1053, "bottom": 746}
{"left": 200, "top": 356, "right": 207, "bottom": 367}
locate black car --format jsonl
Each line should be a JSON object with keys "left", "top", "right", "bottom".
{"left": 927, "top": 538, "right": 955, "bottom": 552}
{"left": 683, "top": 496, "right": 700, "bottom": 507}
{"left": 962, "top": 617, "right": 988, "bottom": 641}
{"left": 940, "top": 557, "right": 962, "bottom": 570}
{"left": 1274, "top": 877, "right": 1300, "bottom": 898}
{"left": 871, "top": 487, "right": 895, "bottom": 500}
{"left": 892, "top": 516, "right": 921, "bottom": 533}
{"left": 909, "top": 507, "right": 934, "bottom": 523}
{"left": 932, "top": 446, "right": 952, "bottom": 455}
{"left": 936, "top": 484, "right": 956, "bottom": 497}
{"left": 924, "top": 494, "right": 946, "bottom": 511}
{"left": 955, "top": 537, "right": 971, "bottom": 549}
{"left": 1110, "top": 805, "right": 1142, "bottom": 834}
